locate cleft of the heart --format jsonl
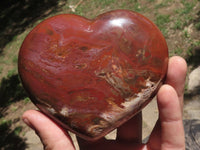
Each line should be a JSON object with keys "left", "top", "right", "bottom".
{"left": 18, "top": 10, "right": 168, "bottom": 141}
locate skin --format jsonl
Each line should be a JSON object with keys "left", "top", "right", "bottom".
{"left": 22, "top": 56, "right": 187, "bottom": 150}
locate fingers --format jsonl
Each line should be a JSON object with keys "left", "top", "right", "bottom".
{"left": 165, "top": 56, "right": 187, "bottom": 107}
{"left": 115, "top": 56, "right": 187, "bottom": 144}
{"left": 22, "top": 110, "right": 75, "bottom": 150}
{"left": 148, "top": 85, "right": 185, "bottom": 149}
{"left": 147, "top": 56, "right": 186, "bottom": 149}
{"left": 157, "top": 85, "right": 185, "bottom": 149}
{"left": 116, "top": 112, "right": 142, "bottom": 143}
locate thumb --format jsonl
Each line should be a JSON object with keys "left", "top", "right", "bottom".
{"left": 22, "top": 110, "right": 75, "bottom": 150}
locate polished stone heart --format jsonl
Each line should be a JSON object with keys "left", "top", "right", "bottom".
{"left": 18, "top": 10, "right": 168, "bottom": 141}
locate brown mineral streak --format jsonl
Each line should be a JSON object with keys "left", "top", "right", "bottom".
{"left": 18, "top": 10, "right": 168, "bottom": 141}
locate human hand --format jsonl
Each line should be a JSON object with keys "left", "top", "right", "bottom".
{"left": 22, "top": 56, "right": 187, "bottom": 150}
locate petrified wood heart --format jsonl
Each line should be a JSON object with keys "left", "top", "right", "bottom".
{"left": 18, "top": 10, "right": 168, "bottom": 141}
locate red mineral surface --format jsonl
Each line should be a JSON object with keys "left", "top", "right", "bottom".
{"left": 18, "top": 10, "right": 168, "bottom": 141}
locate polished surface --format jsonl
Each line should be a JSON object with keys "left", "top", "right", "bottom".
{"left": 18, "top": 10, "right": 168, "bottom": 141}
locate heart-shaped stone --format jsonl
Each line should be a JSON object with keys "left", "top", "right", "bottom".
{"left": 18, "top": 10, "right": 168, "bottom": 141}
